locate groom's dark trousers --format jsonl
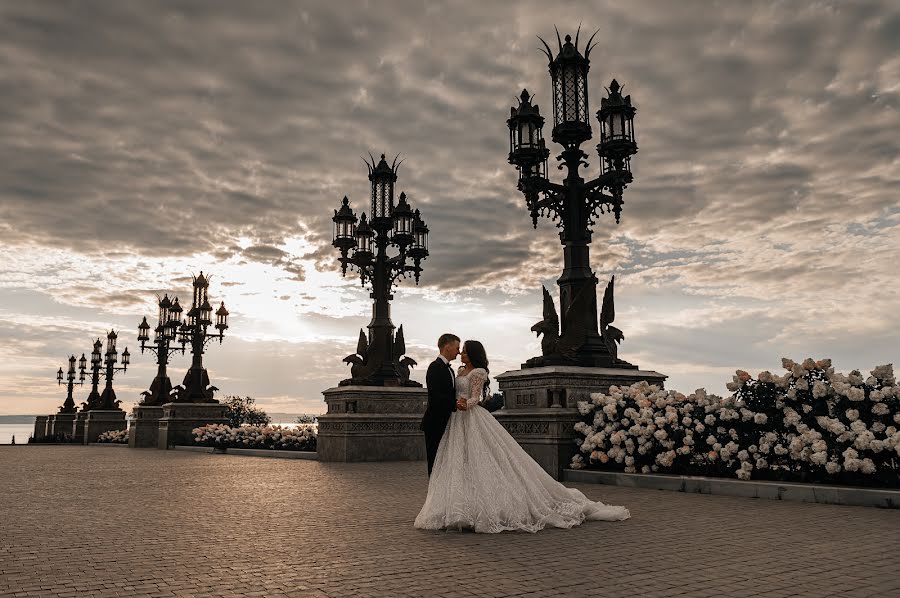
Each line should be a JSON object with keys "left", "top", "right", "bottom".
{"left": 421, "top": 357, "right": 456, "bottom": 476}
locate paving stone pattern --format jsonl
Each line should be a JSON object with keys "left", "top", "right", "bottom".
{"left": 1, "top": 447, "right": 899, "bottom": 598}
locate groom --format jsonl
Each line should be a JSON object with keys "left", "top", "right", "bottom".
{"left": 420, "top": 333, "right": 460, "bottom": 476}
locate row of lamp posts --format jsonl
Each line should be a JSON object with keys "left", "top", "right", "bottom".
{"left": 37, "top": 272, "right": 230, "bottom": 446}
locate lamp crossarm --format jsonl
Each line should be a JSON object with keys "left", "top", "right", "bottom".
{"left": 583, "top": 171, "right": 617, "bottom": 193}
{"left": 521, "top": 183, "right": 566, "bottom": 229}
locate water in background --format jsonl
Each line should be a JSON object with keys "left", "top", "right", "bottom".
{"left": 0, "top": 421, "right": 311, "bottom": 443}
{"left": 0, "top": 423, "right": 37, "bottom": 444}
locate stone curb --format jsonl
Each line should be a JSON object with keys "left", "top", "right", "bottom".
{"left": 172, "top": 445, "right": 318, "bottom": 460}
{"left": 86, "top": 442, "right": 128, "bottom": 447}
{"left": 563, "top": 469, "right": 900, "bottom": 509}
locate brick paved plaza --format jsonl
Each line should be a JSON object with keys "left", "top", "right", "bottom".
{"left": 1, "top": 447, "right": 899, "bottom": 598}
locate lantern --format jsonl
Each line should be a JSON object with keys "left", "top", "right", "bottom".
{"left": 507, "top": 89, "right": 550, "bottom": 182}
{"left": 138, "top": 316, "right": 151, "bottom": 344}
{"left": 596, "top": 79, "right": 637, "bottom": 174}
{"left": 408, "top": 209, "right": 429, "bottom": 261}
{"left": 354, "top": 213, "right": 375, "bottom": 262}
{"left": 215, "top": 302, "right": 229, "bottom": 334}
{"left": 368, "top": 154, "right": 398, "bottom": 222}
{"left": 391, "top": 192, "right": 415, "bottom": 248}
{"left": 540, "top": 30, "right": 599, "bottom": 147}
{"left": 92, "top": 339, "right": 102, "bottom": 366}
{"left": 332, "top": 196, "right": 358, "bottom": 251}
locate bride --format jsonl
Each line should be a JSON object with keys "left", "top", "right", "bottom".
{"left": 414, "top": 339, "right": 630, "bottom": 533}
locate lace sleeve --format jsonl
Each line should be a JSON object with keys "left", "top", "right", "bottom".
{"left": 467, "top": 369, "right": 487, "bottom": 407}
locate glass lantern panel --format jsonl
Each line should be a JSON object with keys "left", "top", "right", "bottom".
{"left": 609, "top": 113, "right": 621, "bottom": 139}
{"left": 553, "top": 75, "right": 564, "bottom": 127}
{"left": 576, "top": 69, "right": 587, "bottom": 122}
{"left": 563, "top": 65, "right": 577, "bottom": 122}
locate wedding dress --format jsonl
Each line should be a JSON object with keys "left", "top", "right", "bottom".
{"left": 414, "top": 368, "right": 630, "bottom": 533}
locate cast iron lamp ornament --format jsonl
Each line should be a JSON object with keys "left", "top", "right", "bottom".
{"left": 56, "top": 354, "right": 86, "bottom": 414}
{"left": 136, "top": 293, "right": 186, "bottom": 406}
{"left": 332, "top": 153, "right": 429, "bottom": 386}
{"left": 170, "top": 272, "right": 228, "bottom": 402}
{"left": 507, "top": 27, "right": 638, "bottom": 369}
{"left": 78, "top": 330, "right": 129, "bottom": 411}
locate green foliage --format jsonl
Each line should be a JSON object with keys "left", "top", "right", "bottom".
{"left": 223, "top": 395, "right": 271, "bottom": 428}
{"left": 295, "top": 414, "right": 317, "bottom": 424}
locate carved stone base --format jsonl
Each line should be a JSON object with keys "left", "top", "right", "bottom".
{"left": 494, "top": 365, "right": 667, "bottom": 480}
{"left": 33, "top": 416, "right": 48, "bottom": 440}
{"left": 157, "top": 402, "right": 228, "bottom": 449}
{"left": 128, "top": 405, "right": 164, "bottom": 448}
{"left": 74, "top": 412, "right": 88, "bottom": 443}
{"left": 83, "top": 410, "right": 127, "bottom": 444}
{"left": 50, "top": 413, "right": 76, "bottom": 438}
{"left": 317, "top": 386, "right": 428, "bottom": 462}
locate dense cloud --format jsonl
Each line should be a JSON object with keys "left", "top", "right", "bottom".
{"left": 0, "top": 1, "right": 898, "bottom": 414}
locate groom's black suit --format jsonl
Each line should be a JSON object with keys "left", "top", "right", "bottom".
{"left": 421, "top": 357, "right": 457, "bottom": 476}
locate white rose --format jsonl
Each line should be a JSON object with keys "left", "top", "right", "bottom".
{"left": 754, "top": 413, "right": 768, "bottom": 425}
{"left": 845, "top": 409, "right": 860, "bottom": 422}
{"left": 825, "top": 461, "right": 841, "bottom": 474}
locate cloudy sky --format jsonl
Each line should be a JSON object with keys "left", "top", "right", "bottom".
{"left": 1, "top": 1, "right": 898, "bottom": 416}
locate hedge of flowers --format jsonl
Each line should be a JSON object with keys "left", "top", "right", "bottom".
{"left": 571, "top": 358, "right": 900, "bottom": 488}
{"left": 192, "top": 423, "right": 317, "bottom": 452}
{"left": 96, "top": 429, "right": 129, "bottom": 443}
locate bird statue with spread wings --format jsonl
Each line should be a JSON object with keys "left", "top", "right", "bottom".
{"left": 527, "top": 276, "right": 625, "bottom": 366}
{"left": 600, "top": 276, "right": 624, "bottom": 361}
{"left": 393, "top": 325, "right": 418, "bottom": 383}
{"left": 342, "top": 329, "right": 370, "bottom": 380}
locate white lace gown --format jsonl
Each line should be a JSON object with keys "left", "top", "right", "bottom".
{"left": 414, "top": 368, "right": 630, "bottom": 533}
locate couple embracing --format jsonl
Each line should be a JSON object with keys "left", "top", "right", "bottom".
{"left": 415, "top": 334, "right": 630, "bottom": 533}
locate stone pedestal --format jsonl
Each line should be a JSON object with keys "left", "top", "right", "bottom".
{"left": 83, "top": 410, "right": 127, "bottom": 444}
{"left": 128, "top": 405, "right": 164, "bottom": 448}
{"left": 494, "top": 365, "right": 667, "bottom": 480}
{"left": 157, "top": 402, "right": 228, "bottom": 449}
{"left": 74, "top": 412, "right": 88, "bottom": 443}
{"left": 51, "top": 413, "right": 76, "bottom": 438}
{"left": 317, "top": 385, "right": 428, "bottom": 462}
{"left": 33, "top": 416, "right": 48, "bottom": 440}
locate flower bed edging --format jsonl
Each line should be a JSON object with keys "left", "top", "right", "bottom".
{"left": 173, "top": 445, "right": 318, "bottom": 460}
{"left": 563, "top": 468, "right": 900, "bottom": 509}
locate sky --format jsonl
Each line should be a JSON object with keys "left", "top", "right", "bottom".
{"left": 1, "top": 1, "right": 898, "bottom": 416}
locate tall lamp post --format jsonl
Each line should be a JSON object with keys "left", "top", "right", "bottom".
{"left": 95, "top": 330, "right": 130, "bottom": 410}
{"left": 137, "top": 294, "right": 185, "bottom": 405}
{"left": 56, "top": 354, "right": 86, "bottom": 414}
{"left": 507, "top": 28, "right": 639, "bottom": 369}
{"left": 331, "top": 153, "right": 429, "bottom": 386}
{"left": 171, "top": 272, "right": 228, "bottom": 402}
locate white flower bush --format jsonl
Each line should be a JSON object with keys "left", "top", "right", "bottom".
{"left": 97, "top": 429, "right": 129, "bottom": 443}
{"left": 192, "top": 423, "right": 317, "bottom": 451}
{"left": 572, "top": 359, "right": 899, "bottom": 487}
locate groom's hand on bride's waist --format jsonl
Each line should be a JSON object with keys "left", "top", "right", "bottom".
{"left": 456, "top": 398, "right": 468, "bottom": 410}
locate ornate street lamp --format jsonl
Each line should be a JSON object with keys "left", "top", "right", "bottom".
{"left": 80, "top": 331, "right": 129, "bottom": 411}
{"left": 56, "top": 354, "right": 86, "bottom": 414}
{"left": 331, "top": 153, "right": 429, "bottom": 386}
{"left": 171, "top": 272, "right": 228, "bottom": 402}
{"left": 508, "top": 27, "right": 639, "bottom": 368}
{"left": 136, "top": 293, "right": 186, "bottom": 406}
